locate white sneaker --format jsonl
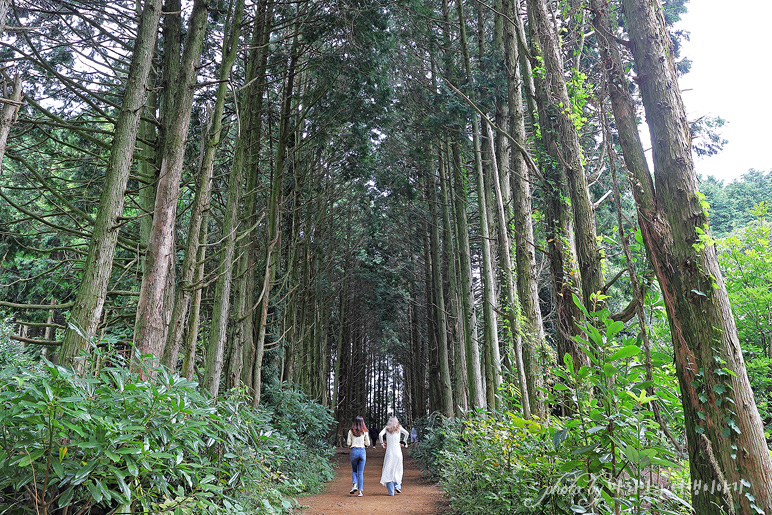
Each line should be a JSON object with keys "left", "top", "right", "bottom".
{"left": 357, "top": 491, "right": 363, "bottom": 497}
{"left": 350, "top": 485, "right": 358, "bottom": 494}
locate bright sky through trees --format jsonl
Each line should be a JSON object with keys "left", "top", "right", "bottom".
{"left": 678, "top": 0, "right": 772, "bottom": 181}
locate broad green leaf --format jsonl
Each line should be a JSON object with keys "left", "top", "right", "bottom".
{"left": 609, "top": 345, "right": 641, "bottom": 361}
{"left": 553, "top": 428, "right": 569, "bottom": 449}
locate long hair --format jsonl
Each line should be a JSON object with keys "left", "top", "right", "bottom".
{"left": 385, "top": 416, "right": 401, "bottom": 434}
{"left": 351, "top": 416, "right": 368, "bottom": 437}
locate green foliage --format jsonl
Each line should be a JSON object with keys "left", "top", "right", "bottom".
{"left": 0, "top": 348, "right": 334, "bottom": 514}
{"left": 548, "top": 296, "right": 690, "bottom": 514}
{"left": 436, "top": 413, "right": 562, "bottom": 514}
{"left": 566, "top": 70, "right": 591, "bottom": 133}
{"left": 717, "top": 203, "right": 772, "bottom": 424}
{"left": 413, "top": 410, "right": 573, "bottom": 514}
{"left": 409, "top": 413, "right": 453, "bottom": 478}
{"left": 700, "top": 170, "right": 772, "bottom": 236}
{"left": 690, "top": 116, "right": 727, "bottom": 158}
{"left": 413, "top": 301, "right": 690, "bottom": 515}
{"left": 252, "top": 383, "right": 336, "bottom": 496}
{"left": 0, "top": 320, "right": 42, "bottom": 371}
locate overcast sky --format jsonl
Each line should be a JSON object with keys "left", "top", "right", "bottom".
{"left": 676, "top": 0, "right": 772, "bottom": 182}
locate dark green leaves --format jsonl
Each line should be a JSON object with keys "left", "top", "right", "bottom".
{"left": 0, "top": 355, "right": 334, "bottom": 514}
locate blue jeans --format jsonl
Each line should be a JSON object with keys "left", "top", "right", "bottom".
{"left": 350, "top": 447, "right": 366, "bottom": 490}
{"left": 386, "top": 481, "right": 400, "bottom": 495}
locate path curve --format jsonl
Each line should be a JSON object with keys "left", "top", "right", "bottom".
{"left": 296, "top": 446, "right": 449, "bottom": 514}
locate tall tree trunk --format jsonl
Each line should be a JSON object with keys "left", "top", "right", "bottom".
{"left": 59, "top": 0, "right": 163, "bottom": 365}
{"left": 606, "top": 136, "right": 681, "bottom": 453}
{"left": 525, "top": 0, "right": 587, "bottom": 371}
{"left": 134, "top": 0, "right": 210, "bottom": 360}
{"left": 181, "top": 218, "right": 208, "bottom": 380}
{"left": 440, "top": 141, "right": 468, "bottom": 413}
{"left": 597, "top": 0, "right": 772, "bottom": 511}
{"left": 455, "top": 0, "right": 492, "bottom": 409}
{"left": 469, "top": 4, "right": 502, "bottom": 408}
{"left": 162, "top": 112, "right": 211, "bottom": 369}
{"left": 136, "top": 87, "right": 158, "bottom": 261}
{"left": 229, "top": 0, "right": 273, "bottom": 391}
{"left": 235, "top": 0, "right": 273, "bottom": 395}
{"left": 0, "top": 0, "right": 9, "bottom": 36}
{"left": 427, "top": 167, "right": 454, "bottom": 417}
{"left": 438, "top": 0, "right": 484, "bottom": 410}
{"left": 338, "top": 298, "right": 352, "bottom": 426}
{"left": 424, "top": 224, "right": 441, "bottom": 415}
{"left": 252, "top": 32, "right": 299, "bottom": 406}
{"left": 504, "top": 0, "right": 547, "bottom": 418}
{"left": 0, "top": 73, "right": 21, "bottom": 167}
{"left": 332, "top": 206, "right": 351, "bottom": 417}
{"left": 201, "top": 117, "right": 246, "bottom": 397}
{"left": 475, "top": 124, "right": 502, "bottom": 409}
{"left": 526, "top": 0, "right": 604, "bottom": 311}
{"left": 485, "top": 120, "right": 530, "bottom": 417}
{"left": 164, "top": 0, "right": 245, "bottom": 371}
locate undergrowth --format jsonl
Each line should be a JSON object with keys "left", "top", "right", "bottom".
{"left": 0, "top": 339, "right": 334, "bottom": 514}
{"left": 412, "top": 297, "right": 692, "bottom": 515}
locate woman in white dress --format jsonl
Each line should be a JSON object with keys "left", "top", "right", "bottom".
{"left": 378, "top": 416, "right": 410, "bottom": 495}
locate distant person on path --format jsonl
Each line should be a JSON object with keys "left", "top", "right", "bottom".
{"left": 347, "top": 415, "right": 371, "bottom": 497}
{"left": 369, "top": 425, "right": 379, "bottom": 448}
{"left": 410, "top": 426, "right": 417, "bottom": 443}
{"left": 379, "top": 416, "right": 410, "bottom": 496}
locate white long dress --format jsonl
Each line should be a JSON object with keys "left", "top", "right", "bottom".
{"left": 379, "top": 426, "right": 410, "bottom": 486}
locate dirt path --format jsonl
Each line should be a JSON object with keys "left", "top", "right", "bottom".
{"left": 296, "top": 446, "right": 449, "bottom": 514}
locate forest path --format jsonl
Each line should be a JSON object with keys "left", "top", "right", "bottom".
{"left": 296, "top": 446, "right": 450, "bottom": 514}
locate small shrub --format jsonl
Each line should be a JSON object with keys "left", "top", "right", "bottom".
{"left": 412, "top": 298, "right": 691, "bottom": 515}
{"left": 0, "top": 349, "right": 334, "bottom": 514}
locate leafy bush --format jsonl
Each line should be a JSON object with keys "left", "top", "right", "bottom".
{"left": 236, "top": 383, "right": 335, "bottom": 510}
{"left": 413, "top": 298, "right": 691, "bottom": 515}
{"left": 0, "top": 350, "right": 334, "bottom": 514}
{"left": 541, "top": 296, "right": 691, "bottom": 514}
{"left": 409, "top": 413, "right": 454, "bottom": 479}
{"left": 261, "top": 383, "right": 335, "bottom": 451}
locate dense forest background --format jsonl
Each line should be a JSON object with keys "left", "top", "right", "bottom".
{"left": 1, "top": 0, "right": 772, "bottom": 513}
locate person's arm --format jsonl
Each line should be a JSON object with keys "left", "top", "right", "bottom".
{"left": 400, "top": 427, "right": 410, "bottom": 446}
{"left": 346, "top": 430, "right": 353, "bottom": 447}
{"left": 364, "top": 431, "right": 371, "bottom": 447}
{"left": 379, "top": 428, "right": 387, "bottom": 446}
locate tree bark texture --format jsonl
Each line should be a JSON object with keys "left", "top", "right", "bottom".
{"left": 485, "top": 119, "right": 530, "bottom": 418}
{"left": 450, "top": 142, "right": 485, "bottom": 409}
{"left": 164, "top": 0, "right": 245, "bottom": 372}
{"left": 609, "top": 0, "right": 772, "bottom": 511}
{"left": 253, "top": 30, "right": 298, "bottom": 406}
{"left": 504, "top": 0, "right": 547, "bottom": 418}
{"left": 59, "top": 0, "right": 163, "bottom": 364}
{"left": 526, "top": 0, "right": 604, "bottom": 310}
{"left": 440, "top": 142, "right": 469, "bottom": 414}
{"left": 0, "top": 73, "right": 21, "bottom": 167}
{"left": 134, "top": 0, "right": 210, "bottom": 360}
{"left": 456, "top": 0, "right": 496, "bottom": 409}
{"left": 137, "top": 89, "right": 158, "bottom": 260}
{"left": 231, "top": 0, "right": 272, "bottom": 390}
{"left": 525, "top": 0, "right": 588, "bottom": 371}
{"left": 427, "top": 168, "right": 454, "bottom": 417}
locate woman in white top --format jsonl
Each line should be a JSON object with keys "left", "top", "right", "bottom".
{"left": 379, "top": 416, "right": 410, "bottom": 495}
{"left": 346, "top": 416, "right": 371, "bottom": 496}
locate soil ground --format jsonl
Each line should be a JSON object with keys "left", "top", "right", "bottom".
{"left": 296, "top": 445, "right": 450, "bottom": 514}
